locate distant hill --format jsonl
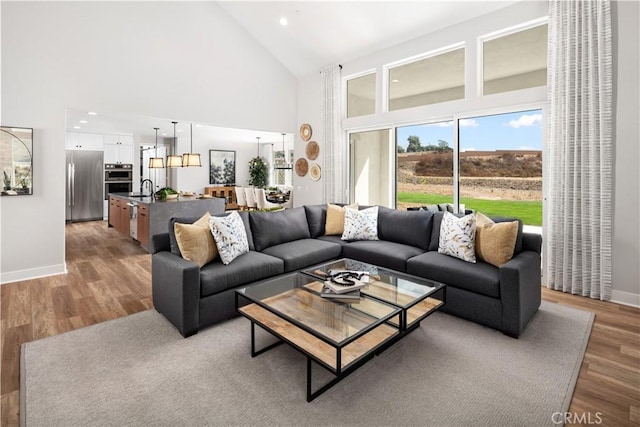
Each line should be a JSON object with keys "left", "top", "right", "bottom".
{"left": 398, "top": 150, "right": 542, "bottom": 178}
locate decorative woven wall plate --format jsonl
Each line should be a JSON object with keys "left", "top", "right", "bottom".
{"left": 309, "top": 163, "right": 321, "bottom": 181}
{"left": 305, "top": 141, "right": 319, "bottom": 160}
{"left": 295, "top": 158, "right": 309, "bottom": 177}
{"left": 299, "top": 124, "right": 312, "bottom": 141}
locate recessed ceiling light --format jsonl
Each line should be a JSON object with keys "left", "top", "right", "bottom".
{"left": 73, "top": 126, "right": 81, "bottom": 129}
{"left": 279, "top": 17, "right": 288, "bottom": 26}
{"left": 79, "top": 120, "right": 88, "bottom": 124}
{"left": 392, "top": 79, "right": 400, "bottom": 83}
{"left": 88, "top": 111, "right": 97, "bottom": 115}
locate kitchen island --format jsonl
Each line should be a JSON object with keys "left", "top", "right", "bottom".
{"left": 108, "top": 193, "right": 226, "bottom": 253}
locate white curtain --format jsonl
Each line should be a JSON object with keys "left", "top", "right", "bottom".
{"left": 321, "top": 65, "right": 345, "bottom": 204}
{"left": 545, "top": 0, "right": 613, "bottom": 300}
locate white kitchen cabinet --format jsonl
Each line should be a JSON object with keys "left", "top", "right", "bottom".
{"left": 65, "top": 132, "right": 104, "bottom": 150}
{"left": 104, "top": 134, "right": 134, "bottom": 165}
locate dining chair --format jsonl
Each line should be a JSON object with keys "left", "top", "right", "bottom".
{"left": 244, "top": 187, "right": 257, "bottom": 210}
{"left": 234, "top": 186, "right": 247, "bottom": 210}
{"left": 255, "top": 188, "right": 282, "bottom": 210}
{"left": 280, "top": 190, "right": 293, "bottom": 209}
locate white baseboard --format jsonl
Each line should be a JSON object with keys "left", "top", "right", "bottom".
{"left": 611, "top": 290, "right": 640, "bottom": 308}
{"left": 0, "top": 264, "right": 67, "bottom": 285}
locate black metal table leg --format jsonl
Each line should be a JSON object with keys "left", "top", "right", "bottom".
{"left": 250, "top": 321, "right": 284, "bottom": 357}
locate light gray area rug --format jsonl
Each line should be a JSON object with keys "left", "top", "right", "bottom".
{"left": 21, "top": 301, "right": 593, "bottom": 427}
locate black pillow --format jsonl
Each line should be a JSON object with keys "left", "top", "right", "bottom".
{"left": 249, "top": 207, "right": 311, "bottom": 251}
{"left": 304, "top": 205, "right": 327, "bottom": 238}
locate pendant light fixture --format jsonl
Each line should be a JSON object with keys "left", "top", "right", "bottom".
{"left": 182, "top": 123, "right": 201, "bottom": 167}
{"left": 274, "top": 133, "right": 292, "bottom": 170}
{"left": 255, "top": 136, "right": 261, "bottom": 157}
{"left": 166, "top": 121, "right": 183, "bottom": 168}
{"left": 149, "top": 127, "right": 164, "bottom": 168}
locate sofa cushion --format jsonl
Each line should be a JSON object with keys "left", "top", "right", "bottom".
{"left": 169, "top": 216, "right": 201, "bottom": 256}
{"left": 407, "top": 252, "right": 500, "bottom": 298}
{"left": 438, "top": 212, "right": 476, "bottom": 263}
{"left": 342, "top": 206, "right": 379, "bottom": 241}
{"left": 475, "top": 212, "right": 519, "bottom": 267}
{"left": 377, "top": 206, "right": 433, "bottom": 251}
{"left": 429, "top": 212, "right": 523, "bottom": 255}
{"left": 262, "top": 239, "right": 342, "bottom": 272}
{"left": 200, "top": 251, "right": 284, "bottom": 297}
{"left": 169, "top": 211, "right": 254, "bottom": 256}
{"left": 325, "top": 203, "right": 358, "bottom": 235}
{"left": 250, "top": 207, "right": 311, "bottom": 251}
{"left": 342, "top": 240, "right": 424, "bottom": 272}
{"left": 317, "top": 234, "right": 351, "bottom": 247}
{"left": 174, "top": 213, "right": 218, "bottom": 267}
{"left": 304, "top": 205, "right": 327, "bottom": 238}
{"left": 209, "top": 211, "right": 250, "bottom": 265}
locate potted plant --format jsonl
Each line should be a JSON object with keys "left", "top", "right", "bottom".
{"left": 248, "top": 157, "right": 268, "bottom": 188}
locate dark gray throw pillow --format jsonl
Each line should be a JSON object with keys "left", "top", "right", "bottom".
{"left": 303, "top": 205, "right": 327, "bottom": 238}
{"left": 249, "top": 207, "right": 311, "bottom": 251}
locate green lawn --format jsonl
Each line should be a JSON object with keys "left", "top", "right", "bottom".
{"left": 397, "top": 192, "right": 542, "bottom": 226}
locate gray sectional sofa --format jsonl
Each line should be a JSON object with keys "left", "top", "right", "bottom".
{"left": 151, "top": 205, "right": 542, "bottom": 338}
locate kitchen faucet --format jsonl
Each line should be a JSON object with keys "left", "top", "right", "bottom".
{"left": 140, "top": 179, "right": 153, "bottom": 196}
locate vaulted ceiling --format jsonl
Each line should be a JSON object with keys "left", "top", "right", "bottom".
{"left": 218, "top": 1, "right": 521, "bottom": 78}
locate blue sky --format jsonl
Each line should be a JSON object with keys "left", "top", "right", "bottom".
{"left": 396, "top": 109, "right": 542, "bottom": 151}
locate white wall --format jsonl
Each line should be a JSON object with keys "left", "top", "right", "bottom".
{"left": 0, "top": 2, "right": 296, "bottom": 283}
{"left": 611, "top": 0, "right": 640, "bottom": 305}
{"left": 294, "top": 73, "right": 323, "bottom": 207}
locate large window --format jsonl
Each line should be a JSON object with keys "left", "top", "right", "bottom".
{"left": 459, "top": 110, "right": 543, "bottom": 226}
{"left": 346, "top": 73, "right": 376, "bottom": 118}
{"left": 396, "top": 121, "right": 454, "bottom": 210}
{"left": 482, "top": 23, "right": 548, "bottom": 95}
{"left": 388, "top": 47, "right": 465, "bottom": 111}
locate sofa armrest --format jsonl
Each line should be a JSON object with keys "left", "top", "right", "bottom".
{"left": 522, "top": 232, "right": 542, "bottom": 254}
{"left": 499, "top": 251, "right": 542, "bottom": 337}
{"left": 152, "top": 251, "right": 200, "bottom": 337}
{"left": 151, "top": 233, "right": 171, "bottom": 254}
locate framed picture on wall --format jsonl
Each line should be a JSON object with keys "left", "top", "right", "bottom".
{"left": 209, "top": 150, "right": 236, "bottom": 185}
{"left": 1, "top": 126, "right": 33, "bottom": 196}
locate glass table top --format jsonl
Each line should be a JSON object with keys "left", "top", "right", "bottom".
{"left": 237, "top": 272, "right": 400, "bottom": 346}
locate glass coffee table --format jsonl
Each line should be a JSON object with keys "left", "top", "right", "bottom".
{"left": 236, "top": 260, "right": 446, "bottom": 402}
{"left": 303, "top": 258, "right": 446, "bottom": 333}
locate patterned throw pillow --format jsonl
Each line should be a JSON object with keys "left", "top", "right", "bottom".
{"left": 438, "top": 211, "right": 476, "bottom": 263}
{"left": 174, "top": 212, "right": 217, "bottom": 268}
{"left": 341, "top": 206, "right": 379, "bottom": 241}
{"left": 209, "top": 211, "right": 249, "bottom": 265}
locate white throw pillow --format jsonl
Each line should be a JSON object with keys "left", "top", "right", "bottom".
{"left": 341, "top": 206, "right": 379, "bottom": 241}
{"left": 438, "top": 211, "right": 476, "bottom": 263}
{"left": 209, "top": 211, "right": 249, "bottom": 265}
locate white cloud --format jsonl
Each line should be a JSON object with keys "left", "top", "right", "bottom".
{"left": 459, "top": 119, "right": 479, "bottom": 128}
{"left": 461, "top": 148, "right": 477, "bottom": 152}
{"left": 518, "top": 145, "right": 539, "bottom": 150}
{"left": 506, "top": 113, "right": 542, "bottom": 128}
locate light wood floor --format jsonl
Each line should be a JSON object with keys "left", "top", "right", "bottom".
{"left": 1, "top": 221, "right": 638, "bottom": 426}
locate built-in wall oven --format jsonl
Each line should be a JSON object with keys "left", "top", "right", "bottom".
{"left": 104, "top": 163, "right": 133, "bottom": 200}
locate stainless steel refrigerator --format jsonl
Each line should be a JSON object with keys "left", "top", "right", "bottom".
{"left": 66, "top": 150, "right": 104, "bottom": 222}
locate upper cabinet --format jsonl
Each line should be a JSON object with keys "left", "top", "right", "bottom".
{"left": 104, "top": 134, "right": 134, "bottom": 165}
{"left": 65, "top": 132, "right": 104, "bottom": 150}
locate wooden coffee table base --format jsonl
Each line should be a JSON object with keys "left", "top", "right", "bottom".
{"left": 239, "top": 303, "right": 399, "bottom": 402}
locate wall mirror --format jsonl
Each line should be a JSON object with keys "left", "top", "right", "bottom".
{"left": 1, "top": 126, "right": 33, "bottom": 196}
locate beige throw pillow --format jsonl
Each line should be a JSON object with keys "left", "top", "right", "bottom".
{"left": 475, "top": 212, "right": 518, "bottom": 268}
{"left": 325, "top": 203, "right": 358, "bottom": 235}
{"left": 174, "top": 212, "right": 218, "bottom": 267}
